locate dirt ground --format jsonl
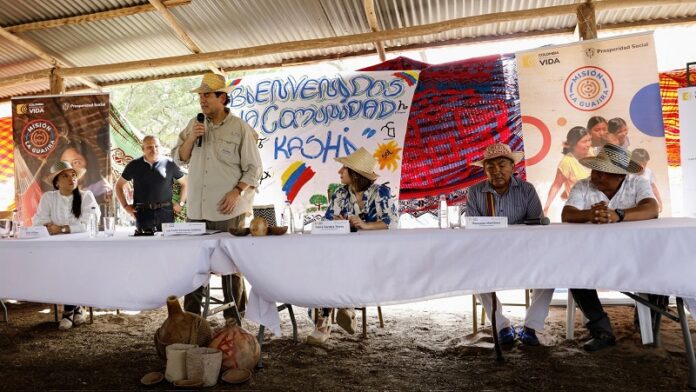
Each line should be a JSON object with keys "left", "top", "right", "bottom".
{"left": 0, "top": 297, "right": 695, "bottom": 391}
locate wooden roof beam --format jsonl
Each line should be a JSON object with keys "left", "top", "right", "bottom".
{"left": 3, "top": 0, "right": 191, "bottom": 34}
{"left": 363, "top": 0, "right": 386, "bottom": 62}
{"left": 0, "top": 25, "right": 101, "bottom": 90}
{"left": 147, "top": 0, "right": 221, "bottom": 74}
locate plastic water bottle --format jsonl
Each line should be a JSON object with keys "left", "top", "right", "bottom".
{"left": 281, "top": 201, "right": 294, "bottom": 233}
{"left": 88, "top": 206, "right": 98, "bottom": 238}
{"left": 438, "top": 194, "right": 448, "bottom": 229}
{"left": 11, "top": 209, "right": 21, "bottom": 238}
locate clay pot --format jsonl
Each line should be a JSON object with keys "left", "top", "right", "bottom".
{"left": 208, "top": 322, "right": 261, "bottom": 371}
{"left": 249, "top": 217, "right": 268, "bottom": 236}
{"left": 154, "top": 296, "right": 212, "bottom": 360}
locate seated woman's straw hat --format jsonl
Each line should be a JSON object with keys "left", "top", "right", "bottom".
{"left": 44, "top": 160, "right": 86, "bottom": 185}
{"left": 334, "top": 147, "right": 379, "bottom": 180}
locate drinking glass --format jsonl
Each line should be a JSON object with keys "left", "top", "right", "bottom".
{"left": 448, "top": 206, "right": 461, "bottom": 228}
{"left": 0, "top": 219, "right": 10, "bottom": 239}
{"left": 102, "top": 217, "right": 116, "bottom": 237}
{"left": 293, "top": 211, "right": 306, "bottom": 234}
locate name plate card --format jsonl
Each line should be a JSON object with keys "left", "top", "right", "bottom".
{"left": 465, "top": 216, "right": 508, "bottom": 229}
{"left": 311, "top": 220, "right": 350, "bottom": 235}
{"left": 162, "top": 222, "right": 206, "bottom": 236}
{"left": 19, "top": 226, "right": 50, "bottom": 239}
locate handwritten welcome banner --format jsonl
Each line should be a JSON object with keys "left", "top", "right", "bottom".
{"left": 229, "top": 71, "right": 419, "bottom": 217}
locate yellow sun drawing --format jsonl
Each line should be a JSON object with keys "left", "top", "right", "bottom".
{"left": 374, "top": 141, "right": 403, "bottom": 172}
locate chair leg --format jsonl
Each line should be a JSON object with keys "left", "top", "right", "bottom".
{"left": 54, "top": 304, "right": 59, "bottom": 323}
{"left": 257, "top": 325, "right": 265, "bottom": 345}
{"left": 472, "top": 295, "right": 478, "bottom": 335}
{"left": 1, "top": 300, "right": 7, "bottom": 322}
{"left": 285, "top": 304, "right": 298, "bottom": 343}
{"left": 361, "top": 307, "right": 367, "bottom": 338}
{"left": 566, "top": 292, "right": 576, "bottom": 340}
{"left": 89, "top": 307, "right": 94, "bottom": 324}
{"left": 116, "top": 309, "right": 120, "bottom": 315}
{"left": 525, "top": 289, "right": 531, "bottom": 308}
{"left": 377, "top": 306, "right": 384, "bottom": 328}
{"left": 331, "top": 308, "right": 336, "bottom": 324}
{"left": 480, "top": 307, "right": 486, "bottom": 326}
{"left": 202, "top": 285, "right": 211, "bottom": 318}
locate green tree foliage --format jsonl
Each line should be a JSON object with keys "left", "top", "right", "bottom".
{"left": 110, "top": 77, "right": 199, "bottom": 149}
{"left": 309, "top": 194, "right": 328, "bottom": 210}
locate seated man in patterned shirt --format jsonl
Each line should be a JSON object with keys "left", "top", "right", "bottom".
{"left": 307, "top": 147, "right": 399, "bottom": 346}
{"left": 466, "top": 142, "right": 554, "bottom": 346}
{"left": 562, "top": 143, "right": 659, "bottom": 351}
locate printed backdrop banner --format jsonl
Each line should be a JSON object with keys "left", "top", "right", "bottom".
{"left": 517, "top": 32, "right": 670, "bottom": 221}
{"left": 679, "top": 86, "right": 696, "bottom": 218}
{"left": 228, "top": 70, "right": 419, "bottom": 218}
{"left": 12, "top": 93, "right": 112, "bottom": 225}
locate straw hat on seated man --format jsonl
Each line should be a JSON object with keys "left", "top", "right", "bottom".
{"left": 467, "top": 142, "right": 554, "bottom": 346}
{"left": 562, "top": 143, "right": 659, "bottom": 351}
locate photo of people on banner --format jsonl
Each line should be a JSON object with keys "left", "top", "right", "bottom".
{"left": 517, "top": 32, "right": 670, "bottom": 222}
{"left": 227, "top": 70, "right": 420, "bottom": 225}
{"left": 12, "top": 93, "right": 112, "bottom": 225}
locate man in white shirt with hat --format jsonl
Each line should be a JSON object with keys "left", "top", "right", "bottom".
{"left": 562, "top": 143, "right": 659, "bottom": 351}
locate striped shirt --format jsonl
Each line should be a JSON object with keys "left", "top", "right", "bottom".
{"left": 465, "top": 176, "right": 543, "bottom": 224}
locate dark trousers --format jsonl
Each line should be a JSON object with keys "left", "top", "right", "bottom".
{"left": 184, "top": 216, "right": 246, "bottom": 320}
{"left": 571, "top": 289, "right": 614, "bottom": 338}
{"left": 135, "top": 205, "right": 174, "bottom": 231}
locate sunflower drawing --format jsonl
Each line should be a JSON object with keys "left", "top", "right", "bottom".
{"left": 374, "top": 141, "right": 403, "bottom": 172}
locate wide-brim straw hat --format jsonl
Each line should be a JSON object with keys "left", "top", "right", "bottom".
{"left": 191, "top": 72, "right": 232, "bottom": 93}
{"left": 471, "top": 142, "right": 524, "bottom": 167}
{"left": 334, "top": 147, "right": 379, "bottom": 181}
{"left": 44, "top": 160, "right": 85, "bottom": 185}
{"left": 579, "top": 143, "right": 643, "bottom": 174}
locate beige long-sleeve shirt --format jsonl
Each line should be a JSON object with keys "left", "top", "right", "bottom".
{"left": 172, "top": 110, "right": 263, "bottom": 221}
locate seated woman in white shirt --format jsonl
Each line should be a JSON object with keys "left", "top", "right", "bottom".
{"left": 306, "top": 147, "right": 399, "bottom": 346}
{"left": 33, "top": 161, "right": 100, "bottom": 331}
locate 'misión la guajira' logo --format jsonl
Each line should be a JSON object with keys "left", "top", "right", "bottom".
{"left": 20, "top": 119, "right": 59, "bottom": 157}
{"left": 563, "top": 66, "right": 614, "bottom": 111}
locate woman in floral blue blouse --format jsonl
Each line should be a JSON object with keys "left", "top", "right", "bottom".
{"left": 307, "top": 147, "right": 399, "bottom": 346}
{"left": 324, "top": 147, "right": 399, "bottom": 231}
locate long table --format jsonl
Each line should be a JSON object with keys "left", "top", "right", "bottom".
{"left": 0, "top": 229, "right": 229, "bottom": 310}
{"left": 216, "top": 218, "right": 696, "bottom": 334}
{"left": 216, "top": 217, "right": 696, "bottom": 387}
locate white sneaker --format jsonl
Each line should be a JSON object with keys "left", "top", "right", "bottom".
{"left": 73, "top": 308, "right": 86, "bottom": 326}
{"left": 336, "top": 308, "right": 357, "bottom": 335}
{"left": 58, "top": 314, "right": 73, "bottom": 331}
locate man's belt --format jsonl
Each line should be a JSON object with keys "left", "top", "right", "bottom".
{"left": 134, "top": 201, "right": 172, "bottom": 210}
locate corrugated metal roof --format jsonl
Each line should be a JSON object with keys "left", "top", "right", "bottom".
{"left": 1, "top": 0, "right": 695, "bottom": 101}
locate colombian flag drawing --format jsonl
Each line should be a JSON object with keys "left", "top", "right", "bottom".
{"left": 281, "top": 161, "right": 316, "bottom": 203}
{"left": 393, "top": 71, "right": 418, "bottom": 86}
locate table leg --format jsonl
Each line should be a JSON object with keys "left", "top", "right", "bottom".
{"left": 677, "top": 298, "right": 696, "bottom": 389}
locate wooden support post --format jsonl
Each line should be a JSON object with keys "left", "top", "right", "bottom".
{"left": 577, "top": 1, "right": 598, "bottom": 40}
{"left": 49, "top": 68, "right": 64, "bottom": 94}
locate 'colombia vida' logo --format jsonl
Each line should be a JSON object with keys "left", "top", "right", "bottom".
{"left": 20, "top": 119, "right": 59, "bottom": 157}
{"left": 563, "top": 66, "right": 614, "bottom": 111}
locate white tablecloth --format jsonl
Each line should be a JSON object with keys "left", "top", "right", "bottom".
{"left": 0, "top": 229, "right": 228, "bottom": 310}
{"left": 216, "top": 218, "right": 696, "bottom": 335}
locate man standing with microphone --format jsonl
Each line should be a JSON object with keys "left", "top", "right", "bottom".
{"left": 173, "top": 72, "right": 263, "bottom": 323}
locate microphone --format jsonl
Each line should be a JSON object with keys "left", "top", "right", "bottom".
{"left": 524, "top": 217, "right": 550, "bottom": 225}
{"left": 196, "top": 113, "right": 205, "bottom": 147}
